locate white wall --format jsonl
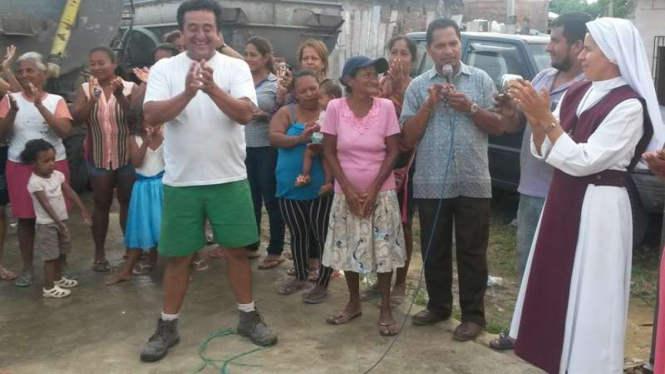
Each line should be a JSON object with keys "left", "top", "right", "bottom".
{"left": 633, "top": 0, "right": 665, "bottom": 74}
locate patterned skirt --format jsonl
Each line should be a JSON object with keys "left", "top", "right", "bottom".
{"left": 322, "top": 190, "right": 406, "bottom": 274}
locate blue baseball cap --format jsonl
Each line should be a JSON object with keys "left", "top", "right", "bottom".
{"left": 340, "top": 56, "right": 389, "bottom": 83}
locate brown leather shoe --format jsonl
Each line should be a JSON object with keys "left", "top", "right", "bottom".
{"left": 453, "top": 321, "right": 483, "bottom": 341}
{"left": 412, "top": 309, "right": 450, "bottom": 326}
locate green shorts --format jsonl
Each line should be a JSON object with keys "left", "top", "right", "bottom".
{"left": 159, "top": 179, "right": 259, "bottom": 258}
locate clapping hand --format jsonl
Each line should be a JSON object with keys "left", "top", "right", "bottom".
{"left": 198, "top": 60, "right": 218, "bottom": 95}
{"left": 111, "top": 77, "right": 125, "bottom": 97}
{"left": 133, "top": 67, "right": 150, "bottom": 84}
{"left": 26, "top": 83, "right": 42, "bottom": 107}
{"left": 185, "top": 62, "right": 203, "bottom": 98}
{"left": 2, "top": 45, "right": 16, "bottom": 72}
{"left": 386, "top": 58, "right": 409, "bottom": 93}
{"left": 7, "top": 94, "right": 18, "bottom": 113}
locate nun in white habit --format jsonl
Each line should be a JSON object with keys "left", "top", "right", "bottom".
{"left": 503, "top": 18, "right": 663, "bottom": 374}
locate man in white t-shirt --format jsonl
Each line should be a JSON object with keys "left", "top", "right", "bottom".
{"left": 139, "top": 0, "right": 277, "bottom": 362}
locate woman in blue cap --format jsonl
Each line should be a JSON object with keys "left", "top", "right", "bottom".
{"left": 321, "top": 56, "right": 406, "bottom": 336}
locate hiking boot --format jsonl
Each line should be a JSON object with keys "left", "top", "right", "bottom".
{"left": 237, "top": 310, "right": 278, "bottom": 347}
{"left": 140, "top": 318, "right": 180, "bottom": 362}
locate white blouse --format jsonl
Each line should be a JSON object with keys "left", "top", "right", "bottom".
{"left": 134, "top": 136, "right": 165, "bottom": 177}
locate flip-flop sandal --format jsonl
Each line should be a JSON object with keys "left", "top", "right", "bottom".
{"left": 303, "top": 288, "right": 329, "bottom": 304}
{"left": 378, "top": 321, "right": 400, "bottom": 336}
{"left": 390, "top": 294, "right": 405, "bottom": 308}
{"left": 258, "top": 258, "right": 284, "bottom": 270}
{"left": 0, "top": 267, "right": 17, "bottom": 281}
{"left": 278, "top": 279, "right": 307, "bottom": 295}
{"left": 55, "top": 278, "right": 78, "bottom": 288}
{"left": 489, "top": 333, "right": 515, "bottom": 350}
{"left": 92, "top": 260, "right": 110, "bottom": 273}
{"left": 190, "top": 259, "right": 209, "bottom": 272}
{"left": 326, "top": 310, "right": 362, "bottom": 325}
{"left": 132, "top": 262, "right": 154, "bottom": 275}
{"left": 42, "top": 285, "right": 71, "bottom": 298}
{"left": 14, "top": 271, "right": 34, "bottom": 287}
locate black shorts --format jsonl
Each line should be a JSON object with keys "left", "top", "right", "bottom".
{"left": 0, "top": 146, "right": 8, "bottom": 206}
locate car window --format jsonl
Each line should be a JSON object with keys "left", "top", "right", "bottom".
{"left": 527, "top": 43, "right": 551, "bottom": 72}
{"left": 464, "top": 41, "right": 529, "bottom": 90}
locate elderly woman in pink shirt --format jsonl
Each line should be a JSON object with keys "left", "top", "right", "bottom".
{"left": 322, "top": 56, "right": 406, "bottom": 336}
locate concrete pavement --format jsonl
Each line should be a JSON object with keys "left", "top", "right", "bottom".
{"left": 0, "top": 198, "right": 543, "bottom": 374}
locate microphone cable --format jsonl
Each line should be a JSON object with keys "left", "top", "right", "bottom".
{"left": 363, "top": 106, "right": 458, "bottom": 374}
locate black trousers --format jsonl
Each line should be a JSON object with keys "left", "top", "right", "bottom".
{"left": 245, "top": 146, "right": 285, "bottom": 255}
{"left": 278, "top": 196, "right": 333, "bottom": 287}
{"left": 417, "top": 197, "right": 490, "bottom": 325}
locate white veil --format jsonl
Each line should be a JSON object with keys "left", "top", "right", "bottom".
{"left": 586, "top": 17, "right": 664, "bottom": 153}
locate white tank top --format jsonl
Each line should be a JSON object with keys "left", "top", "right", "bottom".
{"left": 134, "top": 136, "right": 165, "bottom": 177}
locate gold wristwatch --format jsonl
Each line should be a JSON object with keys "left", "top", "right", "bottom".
{"left": 468, "top": 102, "right": 479, "bottom": 115}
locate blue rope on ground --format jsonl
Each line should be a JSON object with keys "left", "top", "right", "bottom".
{"left": 193, "top": 328, "right": 268, "bottom": 374}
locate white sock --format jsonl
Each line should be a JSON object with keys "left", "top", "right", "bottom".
{"left": 238, "top": 302, "right": 256, "bottom": 313}
{"left": 161, "top": 312, "right": 180, "bottom": 321}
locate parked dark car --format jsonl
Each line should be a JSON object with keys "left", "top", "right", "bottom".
{"left": 407, "top": 31, "right": 665, "bottom": 246}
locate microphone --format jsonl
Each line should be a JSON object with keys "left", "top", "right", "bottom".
{"left": 442, "top": 64, "right": 453, "bottom": 84}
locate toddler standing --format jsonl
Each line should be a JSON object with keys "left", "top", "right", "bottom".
{"left": 22, "top": 139, "right": 91, "bottom": 298}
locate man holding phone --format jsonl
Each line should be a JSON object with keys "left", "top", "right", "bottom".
{"left": 490, "top": 12, "right": 589, "bottom": 350}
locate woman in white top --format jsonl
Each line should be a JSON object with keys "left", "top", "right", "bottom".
{"left": 106, "top": 123, "right": 164, "bottom": 285}
{"left": 0, "top": 52, "right": 73, "bottom": 287}
{"left": 505, "top": 18, "right": 662, "bottom": 374}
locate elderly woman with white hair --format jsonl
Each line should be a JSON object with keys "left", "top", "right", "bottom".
{"left": 496, "top": 18, "right": 663, "bottom": 374}
{"left": 0, "top": 52, "right": 73, "bottom": 287}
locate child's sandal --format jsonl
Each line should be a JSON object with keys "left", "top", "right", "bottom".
{"left": 55, "top": 278, "right": 78, "bottom": 288}
{"left": 42, "top": 285, "right": 71, "bottom": 298}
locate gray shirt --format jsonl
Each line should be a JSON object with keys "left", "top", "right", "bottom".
{"left": 245, "top": 73, "right": 278, "bottom": 148}
{"left": 401, "top": 64, "right": 496, "bottom": 199}
{"left": 518, "top": 68, "right": 585, "bottom": 199}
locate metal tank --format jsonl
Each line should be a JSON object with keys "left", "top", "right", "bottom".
{"left": 0, "top": 0, "right": 124, "bottom": 93}
{"left": 122, "top": 0, "right": 344, "bottom": 68}
{"left": 0, "top": 0, "right": 125, "bottom": 191}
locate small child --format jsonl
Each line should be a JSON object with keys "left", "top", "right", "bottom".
{"left": 107, "top": 124, "right": 165, "bottom": 284}
{"left": 295, "top": 80, "right": 342, "bottom": 196}
{"left": 22, "top": 139, "right": 91, "bottom": 298}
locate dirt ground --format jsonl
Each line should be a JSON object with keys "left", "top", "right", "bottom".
{"left": 0, "top": 189, "right": 659, "bottom": 373}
